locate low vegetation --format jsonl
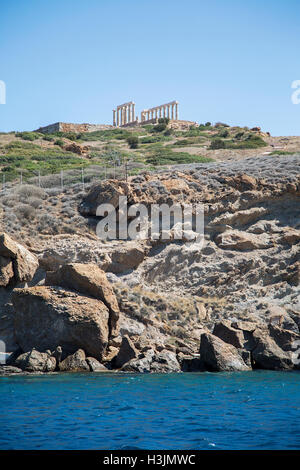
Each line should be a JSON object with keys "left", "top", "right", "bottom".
{"left": 0, "top": 121, "right": 273, "bottom": 185}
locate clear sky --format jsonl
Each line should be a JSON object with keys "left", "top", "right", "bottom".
{"left": 1, "top": 0, "right": 300, "bottom": 135}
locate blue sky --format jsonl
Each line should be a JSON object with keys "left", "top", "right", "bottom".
{"left": 0, "top": 0, "right": 299, "bottom": 135}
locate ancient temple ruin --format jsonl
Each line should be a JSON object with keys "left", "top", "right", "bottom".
{"left": 113, "top": 100, "right": 179, "bottom": 127}
{"left": 113, "top": 101, "right": 136, "bottom": 127}
{"left": 141, "top": 101, "right": 178, "bottom": 123}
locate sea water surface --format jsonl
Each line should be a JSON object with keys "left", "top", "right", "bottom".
{"left": 0, "top": 371, "right": 300, "bottom": 450}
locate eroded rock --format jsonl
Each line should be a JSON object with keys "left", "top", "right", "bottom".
{"left": 199, "top": 332, "right": 250, "bottom": 371}
{"left": 45, "top": 263, "right": 119, "bottom": 336}
{"left": 12, "top": 286, "right": 109, "bottom": 360}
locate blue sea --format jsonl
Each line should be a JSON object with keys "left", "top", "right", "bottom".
{"left": 0, "top": 371, "right": 300, "bottom": 450}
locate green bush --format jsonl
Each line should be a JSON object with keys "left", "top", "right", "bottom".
{"left": 152, "top": 123, "right": 167, "bottom": 133}
{"left": 16, "top": 132, "right": 41, "bottom": 141}
{"left": 158, "top": 117, "right": 170, "bottom": 125}
{"left": 127, "top": 136, "right": 139, "bottom": 149}
{"left": 234, "top": 132, "right": 245, "bottom": 140}
{"left": 218, "top": 130, "right": 229, "bottom": 138}
{"left": 209, "top": 138, "right": 226, "bottom": 150}
{"left": 146, "top": 147, "right": 214, "bottom": 165}
{"left": 54, "top": 139, "right": 64, "bottom": 147}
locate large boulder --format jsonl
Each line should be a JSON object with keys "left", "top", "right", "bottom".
{"left": 0, "top": 232, "right": 38, "bottom": 285}
{"left": 59, "top": 349, "right": 89, "bottom": 372}
{"left": 14, "top": 349, "right": 56, "bottom": 372}
{"left": 108, "top": 245, "right": 145, "bottom": 273}
{"left": 12, "top": 286, "right": 109, "bottom": 360}
{"left": 268, "top": 324, "right": 300, "bottom": 352}
{"left": 121, "top": 349, "right": 155, "bottom": 373}
{"left": 252, "top": 329, "right": 295, "bottom": 370}
{"left": 86, "top": 357, "right": 108, "bottom": 372}
{"left": 213, "top": 321, "right": 245, "bottom": 349}
{"left": 121, "top": 349, "right": 181, "bottom": 373}
{"left": 79, "top": 180, "right": 129, "bottom": 216}
{"left": 150, "top": 350, "right": 181, "bottom": 373}
{"left": 45, "top": 263, "right": 119, "bottom": 337}
{"left": 113, "top": 335, "right": 138, "bottom": 369}
{"left": 199, "top": 332, "right": 250, "bottom": 371}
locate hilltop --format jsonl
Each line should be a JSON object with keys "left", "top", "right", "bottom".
{"left": 1, "top": 120, "right": 300, "bottom": 186}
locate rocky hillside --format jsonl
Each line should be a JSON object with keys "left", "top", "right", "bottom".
{"left": 0, "top": 153, "right": 299, "bottom": 375}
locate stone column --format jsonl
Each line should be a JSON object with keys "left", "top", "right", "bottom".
{"left": 175, "top": 103, "right": 178, "bottom": 120}
{"left": 132, "top": 103, "right": 135, "bottom": 122}
{"left": 117, "top": 108, "right": 119, "bottom": 126}
{"left": 163, "top": 106, "right": 166, "bottom": 118}
{"left": 113, "top": 109, "right": 116, "bottom": 126}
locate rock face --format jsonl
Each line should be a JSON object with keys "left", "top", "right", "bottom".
{"left": 3, "top": 155, "right": 300, "bottom": 374}
{"left": 0, "top": 232, "right": 38, "bottom": 285}
{"left": 12, "top": 286, "right": 109, "bottom": 360}
{"left": 199, "top": 332, "right": 250, "bottom": 371}
{"left": 59, "top": 349, "right": 90, "bottom": 372}
{"left": 45, "top": 263, "right": 119, "bottom": 336}
{"left": 14, "top": 349, "right": 56, "bottom": 372}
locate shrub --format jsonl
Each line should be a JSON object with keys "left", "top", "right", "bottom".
{"left": 205, "top": 122, "right": 211, "bottom": 127}
{"left": 15, "top": 203, "right": 36, "bottom": 220}
{"left": 146, "top": 147, "right": 214, "bottom": 165}
{"left": 158, "top": 117, "right": 169, "bottom": 125}
{"left": 218, "top": 130, "right": 229, "bottom": 138}
{"left": 16, "top": 132, "right": 40, "bottom": 141}
{"left": 42, "top": 135, "right": 54, "bottom": 142}
{"left": 127, "top": 136, "right": 139, "bottom": 149}
{"left": 209, "top": 138, "right": 226, "bottom": 150}
{"left": 27, "top": 197, "right": 43, "bottom": 208}
{"left": 235, "top": 132, "right": 245, "bottom": 140}
{"left": 15, "top": 184, "right": 46, "bottom": 199}
{"left": 54, "top": 139, "right": 64, "bottom": 147}
{"left": 152, "top": 123, "right": 167, "bottom": 133}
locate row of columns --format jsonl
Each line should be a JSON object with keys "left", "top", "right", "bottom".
{"left": 113, "top": 101, "right": 135, "bottom": 127}
{"left": 141, "top": 101, "right": 178, "bottom": 122}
